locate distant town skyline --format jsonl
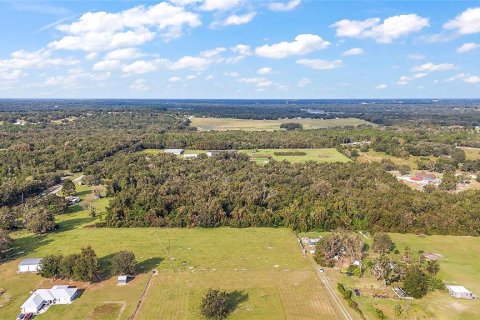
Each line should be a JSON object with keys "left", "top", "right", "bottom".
{"left": 0, "top": 0, "right": 479, "bottom": 99}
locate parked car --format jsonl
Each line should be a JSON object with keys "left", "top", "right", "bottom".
{"left": 23, "top": 313, "right": 34, "bottom": 320}
{"left": 319, "top": 268, "right": 324, "bottom": 273}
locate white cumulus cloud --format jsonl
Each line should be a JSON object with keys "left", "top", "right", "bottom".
{"left": 332, "top": 14, "right": 429, "bottom": 43}
{"left": 296, "top": 59, "right": 342, "bottom": 70}
{"left": 464, "top": 75, "right": 480, "bottom": 84}
{"left": 257, "top": 67, "right": 272, "bottom": 74}
{"left": 255, "top": 34, "right": 330, "bottom": 59}
{"left": 213, "top": 12, "right": 256, "bottom": 27}
{"left": 93, "top": 60, "right": 120, "bottom": 71}
{"left": 49, "top": 2, "right": 201, "bottom": 52}
{"left": 444, "top": 7, "right": 480, "bottom": 34}
{"left": 411, "top": 62, "right": 455, "bottom": 72}
{"left": 342, "top": 47, "right": 364, "bottom": 56}
{"left": 456, "top": 42, "right": 479, "bottom": 53}
{"left": 268, "top": 0, "right": 301, "bottom": 12}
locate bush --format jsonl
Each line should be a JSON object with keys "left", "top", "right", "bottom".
{"left": 280, "top": 122, "right": 303, "bottom": 131}
{"left": 372, "top": 233, "right": 394, "bottom": 254}
{"left": 200, "top": 289, "right": 229, "bottom": 319}
{"left": 59, "top": 254, "right": 79, "bottom": 279}
{"left": 273, "top": 151, "right": 307, "bottom": 156}
{"left": 39, "top": 254, "right": 62, "bottom": 278}
{"left": 73, "top": 246, "right": 100, "bottom": 282}
{"left": 375, "top": 308, "right": 387, "bottom": 320}
{"left": 111, "top": 251, "right": 137, "bottom": 275}
{"left": 24, "top": 207, "right": 56, "bottom": 235}
{"left": 403, "top": 266, "right": 428, "bottom": 299}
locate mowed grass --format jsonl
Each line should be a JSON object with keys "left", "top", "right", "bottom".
{"left": 190, "top": 117, "right": 375, "bottom": 131}
{"left": 0, "top": 227, "right": 338, "bottom": 320}
{"left": 461, "top": 147, "right": 480, "bottom": 160}
{"left": 242, "top": 149, "right": 350, "bottom": 164}
{"left": 0, "top": 180, "right": 339, "bottom": 320}
{"left": 140, "top": 148, "right": 350, "bottom": 164}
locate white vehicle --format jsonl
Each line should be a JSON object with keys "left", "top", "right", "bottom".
{"left": 319, "top": 268, "right": 324, "bottom": 273}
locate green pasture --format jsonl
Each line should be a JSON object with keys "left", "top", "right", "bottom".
{"left": 190, "top": 117, "right": 375, "bottom": 131}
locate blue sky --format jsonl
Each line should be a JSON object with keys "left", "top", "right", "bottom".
{"left": 0, "top": 0, "right": 479, "bottom": 99}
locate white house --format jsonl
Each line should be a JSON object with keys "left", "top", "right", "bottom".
{"left": 21, "top": 285, "right": 78, "bottom": 315}
{"left": 446, "top": 285, "right": 476, "bottom": 299}
{"left": 18, "top": 258, "right": 43, "bottom": 273}
{"left": 164, "top": 149, "right": 184, "bottom": 155}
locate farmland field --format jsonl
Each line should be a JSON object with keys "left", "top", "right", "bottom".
{"left": 140, "top": 148, "right": 350, "bottom": 164}
{"left": 190, "top": 117, "right": 375, "bottom": 131}
{"left": 0, "top": 181, "right": 340, "bottom": 319}
{"left": 242, "top": 148, "right": 350, "bottom": 164}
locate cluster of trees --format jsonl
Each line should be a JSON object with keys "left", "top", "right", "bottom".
{"left": 40, "top": 246, "right": 100, "bottom": 282}
{"left": 40, "top": 248, "right": 137, "bottom": 282}
{"left": 279, "top": 122, "right": 303, "bottom": 131}
{"left": 368, "top": 233, "right": 443, "bottom": 298}
{"left": 313, "top": 231, "right": 365, "bottom": 267}
{"left": 85, "top": 152, "right": 480, "bottom": 235}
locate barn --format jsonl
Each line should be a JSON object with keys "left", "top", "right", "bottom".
{"left": 446, "top": 285, "right": 475, "bottom": 299}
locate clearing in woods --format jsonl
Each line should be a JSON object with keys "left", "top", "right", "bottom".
{"left": 190, "top": 117, "right": 375, "bottom": 131}
{"left": 141, "top": 148, "right": 350, "bottom": 164}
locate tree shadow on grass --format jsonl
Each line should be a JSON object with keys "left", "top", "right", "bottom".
{"left": 226, "top": 290, "right": 249, "bottom": 314}
{"left": 7, "top": 234, "right": 53, "bottom": 261}
{"left": 98, "top": 254, "right": 163, "bottom": 280}
{"left": 67, "top": 204, "right": 85, "bottom": 214}
{"left": 98, "top": 253, "right": 116, "bottom": 280}
{"left": 136, "top": 257, "right": 163, "bottom": 273}
{"left": 75, "top": 190, "right": 92, "bottom": 198}
{"left": 56, "top": 217, "right": 96, "bottom": 232}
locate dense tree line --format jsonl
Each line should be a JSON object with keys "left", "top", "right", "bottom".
{"left": 85, "top": 153, "right": 480, "bottom": 235}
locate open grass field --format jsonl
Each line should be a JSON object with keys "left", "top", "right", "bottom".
{"left": 461, "top": 147, "right": 480, "bottom": 160}
{"left": 140, "top": 148, "right": 350, "bottom": 164}
{"left": 0, "top": 181, "right": 340, "bottom": 319}
{"left": 241, "top": 148, "right": 350, "bottom": 164}
{"left": 190, "top": 117, "right": 375, "bottom": 131}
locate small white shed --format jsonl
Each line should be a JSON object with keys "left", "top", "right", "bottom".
{"left": 18, "top": 258, "right": 43, "bottom": 273}
{"left": 117, "top": 275, "right": 129, "bottom": 285}
{"left": 446, "top": 285, "right": 476, "bottom": 299}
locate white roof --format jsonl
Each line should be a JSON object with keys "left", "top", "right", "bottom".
{"left": 34, "top": 286, "right": 77, "bottom": 302}
{"left": 19, "top": 258, "right": 42, "bottom": 266}
{"left": 21, "top": 292, "right": 45, "bottom": 310}
{"left": 118, "top": 275, "right": 128, "bottom": 281}
{"left": 164, "top": 149, "right": 184, "bottom": 153}
{"left": 447, "top": 285, "right": 472, "bottom": 294}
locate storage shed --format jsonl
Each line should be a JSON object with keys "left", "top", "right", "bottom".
{"left": 18, "top": 258, "right": 43, "bottom": 273}
{"left": 446, "top": 285, "right": 475, "bottom": 299}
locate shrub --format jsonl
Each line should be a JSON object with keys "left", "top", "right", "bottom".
{"left": 200, "top": 289, "right": 229, "bottom": 319}
{"left": 403, "top": 266, "right": 428, "bottom": 299}
{"left": 111, "top": 251, "right": 137, "bottom": 275}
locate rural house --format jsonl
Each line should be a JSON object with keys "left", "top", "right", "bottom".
{"left": 20, "top": 285, "right": 78, "bottom": 315}
{"left": 18, "top": 258, "right": 42, "bottom": 273}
